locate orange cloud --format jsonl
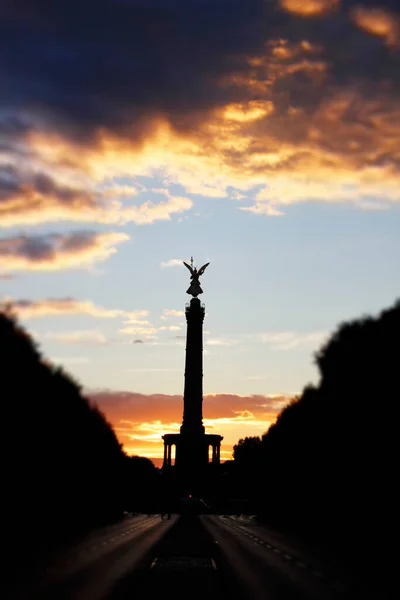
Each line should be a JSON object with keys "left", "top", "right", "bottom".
{"left": 351, "top": 6, "right": 400, "bottom": 47}
{"left": 0, "top": 231, "right": 129, "bottom": 272}
{"left": 90, "top": 391, "right": 292, "bottom": 466}
{"left": 279, "top": 0, "right": 340, "bottom": 17}
{"left": 8, "top": 78, "right": 398, "bottom": 221}
{"left": 223, "top": 100, "right": 275, "bottom": 123}
{"left": 0, "top": 157, "right": 192, "bottom": 228}
{"left": 3, "top": 297, "right": 148, "bottom": 320}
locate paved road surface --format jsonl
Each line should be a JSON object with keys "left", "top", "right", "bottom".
{"left": 4, "top": 514, "right": 175, "bottom": 600}
{"left": 4, "top": 513, "right": 368, "bottom": 600}
{"left": 202, "top": 515, "right": 357, "bottom": 600}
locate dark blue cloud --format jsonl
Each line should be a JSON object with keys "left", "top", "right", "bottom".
{"left": 1, "top": 0, "right": 399, "bottom": 143}
{"left": 0, "top": 1, "right": 269, "bottom": 139}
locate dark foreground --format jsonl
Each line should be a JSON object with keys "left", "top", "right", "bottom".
{"left": 3, "top": 513, "right": 383, "bottom": 600}
{"left": 111, "top": 514, "right": 230, "bottom": 600}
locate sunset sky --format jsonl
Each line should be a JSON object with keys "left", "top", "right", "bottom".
{"left": 1, "top": 0, "right": 400, "bottom": 466}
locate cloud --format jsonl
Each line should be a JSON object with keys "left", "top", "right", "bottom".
{"left": 0, "top": 231, "right": 129, "bottom": 272}
{"left": 0, "top": 162, "right": 192, "bottom": 228}
{"left": 5, "top": 295, "right": 160, "bottom": 342}
{"left": 161, "top": 309, "right": 185, "bottom": 318}
{"left": 206, "top": 338, "right": 238, "bottom": 347}
{"left": 159, "top": 325, "right": 181, "bottom": 332}
{"left": 123, "top": 319, "right": 153, "bottom": 326}
{"left": 1, "top": 0, "right": 400, "bottom": 224}
{"left": 118, "top": 326, "right": 158, "bottom": 339}
{"left": 3, "top": 297, "right": 148, "bottom": 320}
{"left": 258, "top": 330, "right": 328, "bottom": 350}
{"left": 160, "top": 259, "right": 184, "bottom": 268}
{"left": 279, "top": 0, "right": 340, "bottom": 18}
{"left": 106, "top": 193, "right": 191, "bottom": 227}
{"left": 89, "top": 390, "right": 293, "bottom": 464}
{"left": 45, "top": 330, "right": 107, "bottom": 345}
{"left": 351, "top": 6, "right": 400, "bottom": 48}
{"left": 241, "top": 205, "right": 284, "bottom": 217}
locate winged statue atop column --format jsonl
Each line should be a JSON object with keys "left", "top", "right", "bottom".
{"left": 183, "top": 257, "right": 210, "bottom": 297}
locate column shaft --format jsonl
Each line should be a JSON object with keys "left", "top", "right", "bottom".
{"left": 181, "top": 298, "right": 205, "bottom": 436}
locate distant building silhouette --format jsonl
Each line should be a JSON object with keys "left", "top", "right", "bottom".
{"left": 162, "top": 271, "right": 223, "bottom": 480}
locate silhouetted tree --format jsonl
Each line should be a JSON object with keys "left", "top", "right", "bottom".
{"left": 123, "top": 455, "right": 161, "bottom": 513}
{"left": 227, "top": 436, "right": 262, "bottom": 512}
{"left": 233, "top": 436, "right": 262, "bottom": 465}
{"left": 0, "top": 308, "right": 158, "bottom": 569}
{"left": 231, "top": 300, "right": 400, "bottom": 594}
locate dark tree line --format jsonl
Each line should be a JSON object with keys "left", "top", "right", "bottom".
{"left": 232, "top": 300, "right": 400, "bottom": 590}
{"left": 0, "top": 308, "right": 159, "bottom": 566}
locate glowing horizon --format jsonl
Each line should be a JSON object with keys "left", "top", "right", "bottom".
{"left": 89, "top": 390, "right": 293, "bottom": 467}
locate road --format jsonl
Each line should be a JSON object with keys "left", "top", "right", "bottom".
{"left": 4, "top": 514, "right": 175, "bottom": 600}
{"left": 4, "top": 513, "right": 366, "bottom": 600}
{"left": 201, "top": 515, "right": 357, "bottom": 600}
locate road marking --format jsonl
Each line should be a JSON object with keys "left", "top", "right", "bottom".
{"left": 216, "top": 516, "right": 328, "bottom": 579}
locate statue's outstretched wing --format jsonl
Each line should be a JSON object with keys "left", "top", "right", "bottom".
{"left": 197, "top": 262, "right": 210, "bottom": 276}
{"left": 183, "top": 261, "right": 194, "bottom": 274}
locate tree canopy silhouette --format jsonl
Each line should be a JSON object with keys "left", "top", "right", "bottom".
{"left": 0, "top": 307, "right": 158, "bottom": 565}
{"left": 231, "top": 299, "right": 400, "bottom": 591}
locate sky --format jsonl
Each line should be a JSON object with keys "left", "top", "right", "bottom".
{"left": 1, "top": 0, "right": 400, "bottom": 466}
